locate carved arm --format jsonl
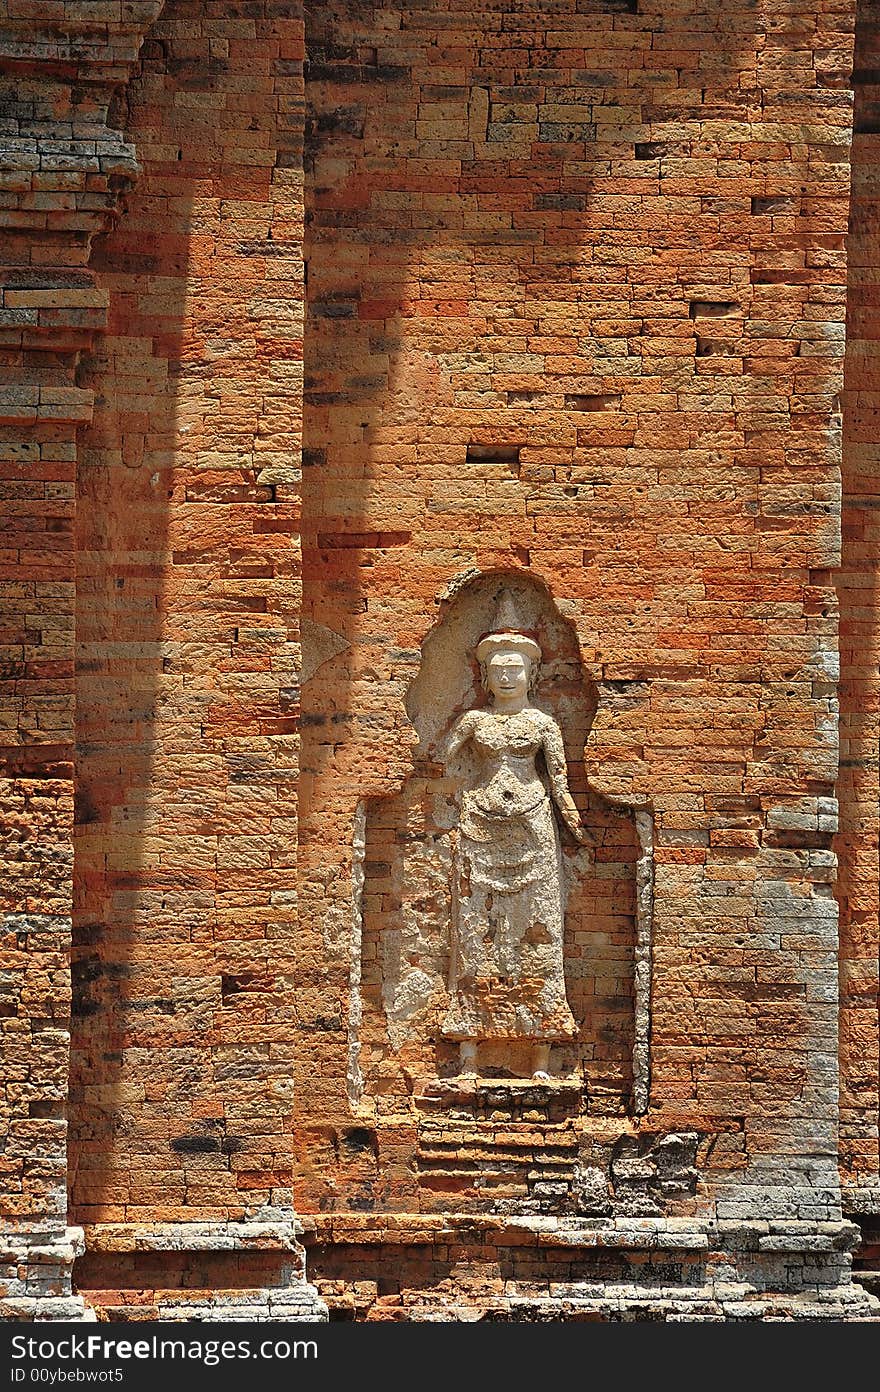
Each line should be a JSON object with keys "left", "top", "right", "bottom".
{"left": 541, "top": 717, "right": 590, "bottom": 844}
{"left": 442, "top": 709, "right": 477, "bottom": 764}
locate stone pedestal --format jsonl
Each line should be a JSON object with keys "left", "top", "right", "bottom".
{"left": 75, "top": 1223, "right": 326, "bottom": 1322}
{"left": 301, "top": 1213, "right": 879, "bottom": 1322}
{"left": 0, "top": 1227, "right": 94, "bottom": 1321}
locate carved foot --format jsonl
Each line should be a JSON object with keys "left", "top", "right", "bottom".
{"left": 459, "top": 1041, "right": 478, "bottom": 1077}
{"left": 531, "top": 1044, "right": 551, "bottom": 1080}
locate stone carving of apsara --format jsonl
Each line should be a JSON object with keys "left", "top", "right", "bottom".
{"left": 441, "top": 593, "right": 587, "bottom": 1078}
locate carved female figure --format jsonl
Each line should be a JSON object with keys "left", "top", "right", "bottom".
{"left": 441, "top": 608, "right": 587, "bottom": 1078}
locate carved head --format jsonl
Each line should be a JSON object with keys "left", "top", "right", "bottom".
{"left": 475, "top": 590, "right": 542, "bottom": 700}
{"left": 476, "top": 633, "right": 541, "bottom": 700}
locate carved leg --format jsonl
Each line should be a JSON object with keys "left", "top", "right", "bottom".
{"left": 460, "top": 1040, "right": 478, "bottom": 1077}
{"left": 531, "top": 1043, "right": 551, "bottom": 1080}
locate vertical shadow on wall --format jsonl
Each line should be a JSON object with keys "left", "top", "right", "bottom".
{"left": 67, "top": 20, "right": 189, "bottom": 1223}
{"left": 69, "top": 0, "right": 299, "bottom": 1235}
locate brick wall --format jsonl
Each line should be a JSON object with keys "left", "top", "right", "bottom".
{"left": 839, "top": 0, "right": 880, "bottom": 1210}
{"left": 297, "top": 0, "right": 856, "bottom": 1231}
{"left": 1, "top": 0, "right": 879, "bottom": 1322}
{"left": 0, "top": 0, "right": 164, "bottom": 1316}
{"left": 68, "top": 0, "right": 306, "bottom": 1229}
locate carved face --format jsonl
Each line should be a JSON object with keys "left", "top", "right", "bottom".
{"left": 486, "top": 651, "right": 531, "bottom": 702}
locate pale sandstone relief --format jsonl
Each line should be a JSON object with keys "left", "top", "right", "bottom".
{"left": 353, "top": 572, "right": 640, "bottom": 1106}
{"left": 440, "top": 595, "right": 586, "bottom": 1078}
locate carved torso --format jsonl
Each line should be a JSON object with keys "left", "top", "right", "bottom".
{"left": 464, "top": 708, "right": 550, "bottom": 818}
{"left": 443, "top": 700, "right": 577, "bottom": 1044}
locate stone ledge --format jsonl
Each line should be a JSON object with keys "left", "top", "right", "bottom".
{"left": 0, "top": 1296, "right": 95, "bottom": 1322}
{"left": 415, "top": 1075, "right": 585, "bottom": 1120}
{"left": 405, "top": 1290, "right": 880, "bottom": 1322}
{"left": 81, "top": 1221, "right": 307, "bottom": 1254}
{"left": 300, "top": 1212, "right": 862, "bottom": 1251}
{"left": 70, "top": 1215, "right": 871, "bottom": 1258}
{"left": 302, "top": 1219, "right": 857, "bottom": 1252}
{"left": 83, "top": 1212, "right": 716, "bottom": 1253}
{"left": 843, "top": 1185, "right": 880, "bottom": 1215}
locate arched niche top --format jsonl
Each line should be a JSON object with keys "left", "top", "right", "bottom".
{"left": 405, "top": 569, "right": 598, "bottom": 764}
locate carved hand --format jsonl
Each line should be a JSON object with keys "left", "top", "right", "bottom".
{"left": 563, "top": 815, "right": 592, "bottom": 846}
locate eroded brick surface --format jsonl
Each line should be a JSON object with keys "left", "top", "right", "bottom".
{"left": 69, "top": 0, "right": 306, "bottom": 1231}
{"left": 839, "top": 0, "right": 880, "bottom": 1212}
{"left": 0, "top": 0, "right": 879, "bottom": 1322}
{"left": 297, "top": 0, "right": 854, "bottom": 1226}
{"left": 0, "top": 0, "right": 166, "bottom": 1320}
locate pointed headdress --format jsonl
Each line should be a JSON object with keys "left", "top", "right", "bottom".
{"left": 475, "top": 590, "right": 541, "bottom": 666}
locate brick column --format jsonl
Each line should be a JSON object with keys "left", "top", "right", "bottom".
{"left": 0, "top": 2, "right": 165, "bottom": 1319}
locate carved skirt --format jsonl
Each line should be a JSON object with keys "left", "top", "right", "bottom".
{"left": 442, "top": 792, "right": 577, "bottom": 1043}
